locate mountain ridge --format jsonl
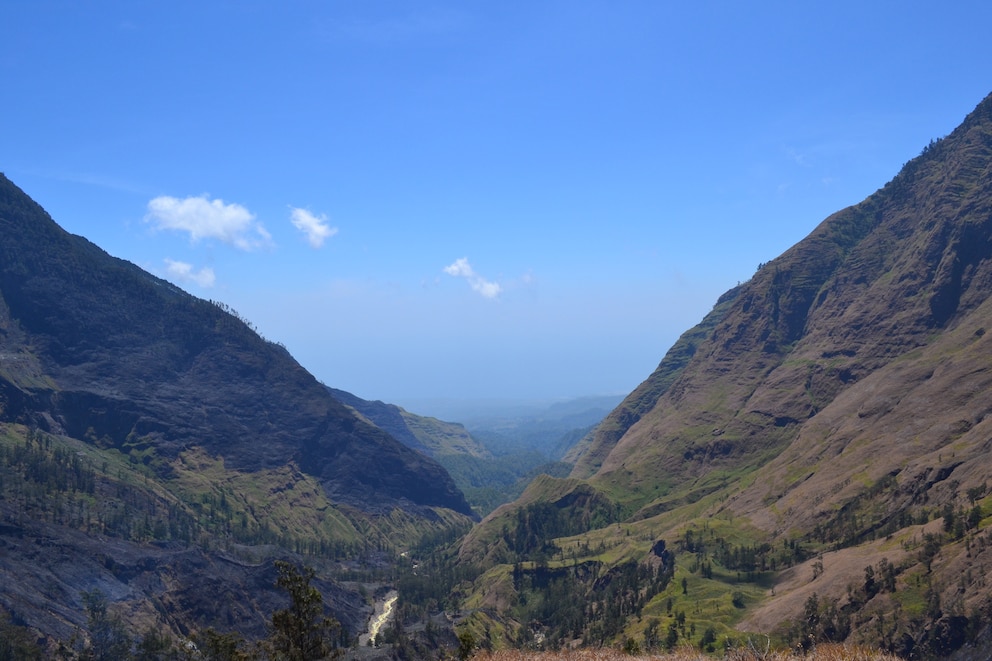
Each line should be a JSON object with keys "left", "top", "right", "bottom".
{"left": 0, "top": 173, "right": 471, "bottom": 517}
{"left": 454, "top": 91, "right": 992, "bottom": 657}
{"left": 591, "top": 92, "right": 992, "bottom": 504}
{"left": 0, "top": 174, "right": 475, "bottom": 648}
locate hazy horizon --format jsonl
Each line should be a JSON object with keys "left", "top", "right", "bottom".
{"left": 3, "top": 2, "right": 990, "bottom": 403}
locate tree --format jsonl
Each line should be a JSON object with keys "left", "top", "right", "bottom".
{"left": 81, "top": 589, "right": 132, "bottom": 661}
{"left": 0, "top": 609, "right": 44, "bottom": 660}
{"left": 194, "top": 628, "right": 252, "bottom": 661}
{"left": 269, "top": 561, "right": 340, "bottom": 661}
{"left": 135, "top": 627, "right": 177, "bottom": 660}
{"left": 456, "top": 629, "right": 476, "bottom": 661}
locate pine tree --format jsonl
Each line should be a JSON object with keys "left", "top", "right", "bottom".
{"left": 269, "top": 561, "right": 340, "bottom": 660}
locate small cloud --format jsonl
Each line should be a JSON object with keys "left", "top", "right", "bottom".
{"left": 443, "top": 257, "right": 474, "bottom": 278}
{"left": 145, "top": 195, "right": 272, "bottom": 251}
{"left": 290, "top": 207, "right": 338, "bottom": 248}
{"left": 444, "top": 257, "right": 502, "bottom": 299}
{"left": 164, "top": 259, "right": 216, "bottom": 288}
{"left": 785, "top": 147, "right": 810, "bottom": 167}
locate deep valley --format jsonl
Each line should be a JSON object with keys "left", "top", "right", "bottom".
{"left": 5, "top": 90, "right": 992, "bottom": 660}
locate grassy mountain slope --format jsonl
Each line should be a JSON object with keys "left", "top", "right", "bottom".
{"left": 454, "top": 92, "right": 992, "bottom": 658}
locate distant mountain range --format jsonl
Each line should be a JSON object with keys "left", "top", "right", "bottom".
{"left": 327, "top": 389, "right": 618, "bottom": 517}
{"left": 455, "top": 92, "right": 992, "bottom": 658}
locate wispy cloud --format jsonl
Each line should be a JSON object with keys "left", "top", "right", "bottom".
{"left": 290, "top": 207, "right": 338, "bottom": 248}
{"left": 28, "top": 168, "right": 150, "bottom": 195}
{"left": 145, "top": 195, "right": 272, "bottom": 251}
{"left": 164, "top": 259, "right": 215, "bottom": 288}
{"left": 785, "top": 146, "right": 811, "bottom": 167}
{"left": 444, "top": 257, "right": 502, "bottom": 299}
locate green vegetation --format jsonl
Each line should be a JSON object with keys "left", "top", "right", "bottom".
{"left": 437, "top": 451, "right": 571, "bottom": 517}
{"left": 268, "top": 561, "right": 342, "bottom": 660}
{"left": 0, "top": 422, "right": 462, "bottom": 558}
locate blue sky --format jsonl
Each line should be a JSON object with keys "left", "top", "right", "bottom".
{"left": 2, "top": 1, "right": 990, "bottom": 410}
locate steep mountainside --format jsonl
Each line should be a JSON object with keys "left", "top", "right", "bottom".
{"left": 585, "top": 92, "right": 992, "bottom": 517}
{"left": 455, "top": 93, "right": 992, "bottom": 658}
{"left": 0, "top": 175, "right": 473, "bottom": 646}
{"left": 0, "top": 173, "right": 470, "bottom": 518}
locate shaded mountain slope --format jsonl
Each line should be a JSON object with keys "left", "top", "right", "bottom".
{"left": 327, "top": 387, "right": 490, "bottom": 460}
{"left": 0, "top": 419, "right": 395, "bottom": 648}
{"left": 0, "top": 173, "right": 471, "bottom": 517}
{"left": 0, "top": 175, "right": 475, "bottom": 647}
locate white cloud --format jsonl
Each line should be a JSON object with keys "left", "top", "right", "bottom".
{"left": 444, "top": 257, "right": 502, "bottom": 299}
{"left": 443, "top": 257, "right": 474, "bottom": 278}
{"left": 290, "top": 207, "right": 338, "bottom": 248}
{"left": 145, "top": 195, "right": 272, "bottom": 251}
{"left": 164, "top": 259, "right": 216, "bottom": 288}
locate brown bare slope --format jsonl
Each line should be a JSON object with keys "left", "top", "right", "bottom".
{"left": 458, "top": 92, "right": 992, "bottom": 656}
{"left": 584, "top": 91, "right": 992, "bottom": 517}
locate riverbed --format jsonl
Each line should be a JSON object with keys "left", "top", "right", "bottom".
{"left": 358, "top": 590, "right": 398, "bottom": 647}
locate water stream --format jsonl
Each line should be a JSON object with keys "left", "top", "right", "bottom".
{"left": 359, "top": 590, "right": 398, "bottom": 646}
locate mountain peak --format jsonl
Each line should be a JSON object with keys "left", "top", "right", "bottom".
{"left": 0, "top": 174, "right": 472, "bottom": 517}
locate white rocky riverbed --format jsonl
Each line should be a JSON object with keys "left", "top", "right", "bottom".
{"left": 358, "top": 590, "right": 398, "bottom": 647}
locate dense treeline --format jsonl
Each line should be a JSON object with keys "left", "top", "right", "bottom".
{"left": 0, "top": 428, "right": 195, "bottom": 542}
{"left": 0, "top": 426, "right": 363, "bottom": 560}
{"left": 499, "top": 495, "right": 620, "bottom": 564}
{"left": 510, "top": 556, "right": 674, "bottom": 647}
{"left": 676, "top": 525, "right": 812, "bottom": 584}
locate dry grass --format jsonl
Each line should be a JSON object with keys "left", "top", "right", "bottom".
{"left": 471, "top": 643, "right": 903, "bottom": 661}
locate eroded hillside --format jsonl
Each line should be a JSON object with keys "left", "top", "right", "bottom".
{"left": 452, "top": 92, "right": 992, "bottom": 659}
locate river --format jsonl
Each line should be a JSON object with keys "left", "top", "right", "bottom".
{"left": 358, "top": 590, "right": 398, "bottom": 646}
